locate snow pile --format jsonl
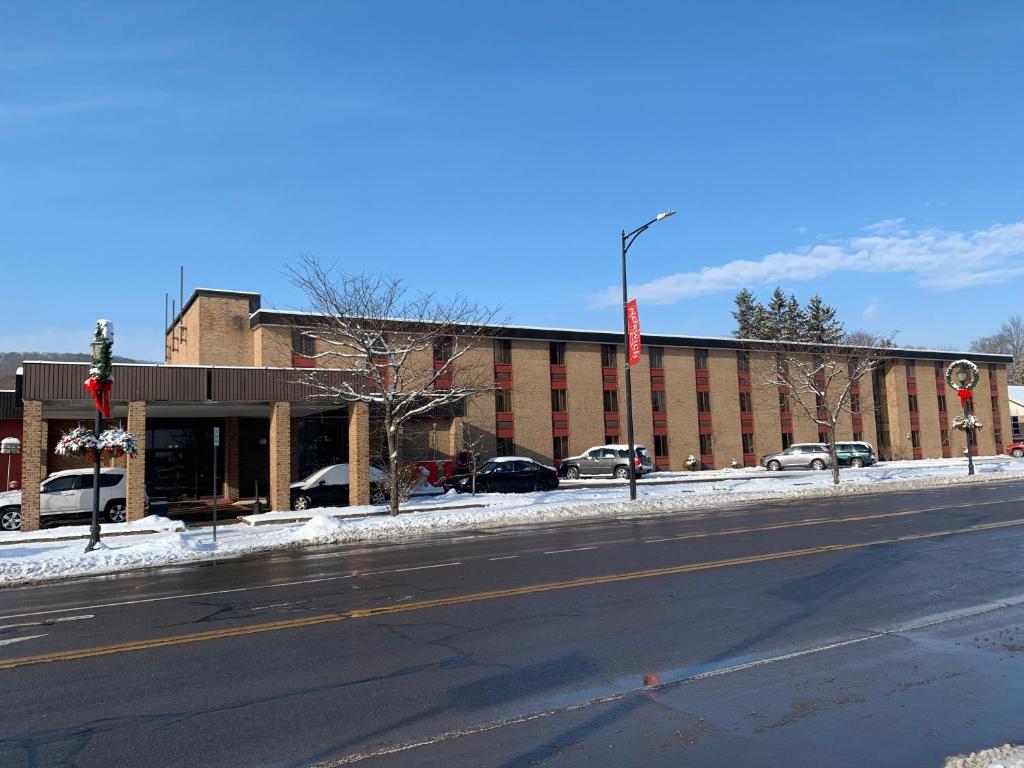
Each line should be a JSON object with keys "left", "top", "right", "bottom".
{"left": 2, "top": 457, "right": 1024, "bottom": 586}
{"left": 0, "top": 514, "right": 184, "bottom": 543}
{"left": 945, "top": 744, "right": 1024, "bottom": 768}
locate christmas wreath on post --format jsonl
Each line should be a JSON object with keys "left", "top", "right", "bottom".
{"left": 945, "top": 359, "right": 980, "bottom": 408}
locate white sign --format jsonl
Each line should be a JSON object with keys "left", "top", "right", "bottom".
{"left": 1, "top": 437, "right": 20, "bottom": 454}
{"left": 213, "top": 427, "right": 220, "bottom": 447}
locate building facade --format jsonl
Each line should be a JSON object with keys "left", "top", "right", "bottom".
{"left": 7, "top": 286, "right": 1013, "bottom": 532}
{"left": 168, "top": 289, "right": 1013, "bottom": 470}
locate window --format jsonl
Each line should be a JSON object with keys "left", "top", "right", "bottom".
{"left": 694, "top": 349, "right": 709, "bottom": 371}
{"left": 651, "top": 390, "right": 667, "bottom": 413}
{"left": 603, "top": 389, "right": 619, "bottom": 413}
{"left": 934, "top": 361, "right": 943, "bottom": 377}
{"left": 742, "top": 433, "right": 756, "bottom": 455}
{"left": 649, "top": 346, "right": 664, "bottom": 369}
{"left": 552, "top": 436, "right": 569, "bottom": 460}
{"left": 697, "top": 391, "right": 711, "bottom": 413}
{"left": 737, "top": 392, "right": 751, "bottom": 412}
{"left": 781, "top": 432, "right": 793, "bottom": 449}
{"left": 911, "top": 430, "right": 921, "bottom": 449}
{"left": 78, "top": 473, "right": 122, "bottom": 490}
{"left": 737, "top": 351, "right": 750, "bottom": 372}
{"left": 291, "top": 329, "right": 315, "bottom": 356}
{"left": 908, "top": 394, "right": 919, "bottom": 413}
{"left": 601, "top": 344, "right": 617, "bottom": 367}
{"left": 433, "top": 336, "right": 453, "bottom": 362}
{"left": 937, "top": 394, "right": 947, "bottom": 413}
{"left": 776, "top": 355, "right": 789, "bottom": 376}
{"left": 850, "top": 393, "right": 861, "bottom": 413}
{"left": 496, "top": 437, "right": 514, "bottom": 456}
{"left": 699, "top": 433, "right": 714, "bottom": 456}
{"left": 819, "top": 431, "right": 829, "bottom": 444}
{"left": 1013, "top": 415, "right": 1021, "bottom": 437}
{"left": 940, "top": 429, "right": 950, "bottom": 447}
{"left": 494, "top": 339, "right": 512, "bottom": 364}
{"left": 989, "top": 363, "right": 997, "bottom": 376}
{"left": 992, "top": 396, "right": 1000, "bottom": 412}
{"left": 604, "top": 434, "right": 617, "bottom": 446}
{"left": 994, "top": 428, "right": 1003, "bottom": 447}
{"left": 654, "top": 434, "right": 669, "bottom": 457}
{"left": 779, "top": 393, "right": 790, "bottom": 412}
{"left": 852, "top": 431, "right": 863, "bottom": 442}
{"left": 905, "top": 360, "right": 916, "bottom": 379}
{"left": 43, "top": 476, "right": 77, "bottom": 492}
{"left": 549, "top": 342, "right": 566, "bottom": 365}
{"left": 551, "top": 389, "right": 567, "bottom": 412}
{"left": 815, "top": 393, "right": 826, "bottom": 411}
{"left": 495, "top": 388, "right": 513, "bottom": 412}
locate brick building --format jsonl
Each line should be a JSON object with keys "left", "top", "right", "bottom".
{"left": 8, "top": 286, "right": 1013, "bottom": 532}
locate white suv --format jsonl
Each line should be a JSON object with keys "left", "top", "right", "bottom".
{"left": 0, "top": 468, "right": 134, "bottom": 531}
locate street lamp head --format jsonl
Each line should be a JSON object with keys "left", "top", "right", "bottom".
{"left": 655, "top": 210, "right": 676, "bottom": 222}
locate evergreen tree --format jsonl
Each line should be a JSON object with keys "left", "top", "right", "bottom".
{"left": 802, "top": 295, "right": 845, "bottom": 344}
{"left": 731, "top": 289, "right": 760, "bottom": 339}
{"left": 784, "top": 295, "right": 805, "bottom": 341}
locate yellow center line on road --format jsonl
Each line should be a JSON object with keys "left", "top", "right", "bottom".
{"left": 3, "top": 516, "right": 1024, "bottom": 672}
{"left": 642, "top": 496, "right": 1024, "bottom": 543}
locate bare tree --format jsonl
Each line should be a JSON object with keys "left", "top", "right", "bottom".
{"left": 288, "top": 256, "right": 503, "bottom": 514}
{"left": 751, "top": 335, "right": 892, "bottom": 485}
{"left": 971, "top": 316, "right": 1024, "bottom": 384}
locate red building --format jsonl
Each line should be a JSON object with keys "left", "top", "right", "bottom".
{"left": 0, "top": 390, "right": 22, "bottom": 490}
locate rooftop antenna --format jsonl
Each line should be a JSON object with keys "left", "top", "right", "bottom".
{"left": 178, "top": 266, "right": 187, "bottom": 343}
{"left": 171, "top": 299, "right": 178, "bottom": 352}
{"left": 164, "top": 293, "right": 170, "bottom": 362}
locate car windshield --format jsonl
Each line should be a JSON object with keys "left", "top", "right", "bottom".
{"left": 478, "top": 461, "right": 501, "bottom": 474}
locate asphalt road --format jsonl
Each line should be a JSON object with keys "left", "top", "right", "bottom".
{"left": 2, "top": 480, "right": 1024, "bottom": 767}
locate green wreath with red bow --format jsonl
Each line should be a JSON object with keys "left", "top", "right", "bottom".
{"left": 945, "top": 359, "right": 979, "bottom": 408}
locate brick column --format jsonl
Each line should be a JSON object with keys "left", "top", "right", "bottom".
{"left": 447, "top": 417, "right": 463, "bottom": 457}
{"left": 224, "top": 417, "right": 240, "bottom": 500}
{"left": 20, "top": 401, "right": 43, "bottom": 532}
{"left": 348, "top": 402, "right": 370, "bottom": 506}
{"left": 126, "top": 401, "right": 147, "bottom": 522}
{"left": 269, "top": 402, "right": 292, "bottom": 511}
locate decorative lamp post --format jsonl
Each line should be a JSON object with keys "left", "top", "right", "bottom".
{"left": 621, "top": 210, "right": 675, "bottom": 500}
{"left": 85, "top": 320, "right": 114, "bottom": 552}
{"left": 945, "top": 359, "right": 980, "bottom": 477}
{"left": 1, "top": 437, "right": 20, "bottom": 491}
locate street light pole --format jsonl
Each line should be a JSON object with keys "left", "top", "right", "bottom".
{"left": 620, "top": 210, "right": 675, "bottom": 501}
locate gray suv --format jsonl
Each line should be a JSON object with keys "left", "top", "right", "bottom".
{"left": 760, "top": 444, "right": 831, "bottom": 471}
{"left": 560, "top": 444, "right": 654, "bottom": 479}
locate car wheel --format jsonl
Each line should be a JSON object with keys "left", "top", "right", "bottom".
{"left": 0, "top": 506, "right": 21, "bottom": 531}
{"left": 767, "top": 460, "right": 781, "bottom": 472}
{"left": 105, "top": 501, "right": 127, "bottom": 524}
{"left": 811, "top": 459, "right": 826, "bottom": 470}
{"left": 1013, "top": 448, "right": 1024, "bottom": 458}
{"left": 850, "top": 457, "right": 864, "bottom": 468}
{"left": 292, "top": 495, "right": 311, "bottom": 511}
{"left": 565, "top": 466, "right": 580, "bottom": 480}
{"left": 613, "top": 466, "right": 629, "bottom": 480}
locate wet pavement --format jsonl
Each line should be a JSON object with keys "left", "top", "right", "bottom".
{"left": 1, "top": 480, "right": 1023, "bottom": 767}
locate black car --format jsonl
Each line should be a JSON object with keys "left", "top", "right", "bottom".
{"left": 290, "top": 464, "right": 388, "bottom": 510}
{"left": 443, "top": 457, "right": 559, "bottom": 494}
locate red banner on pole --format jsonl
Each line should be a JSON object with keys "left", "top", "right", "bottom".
{"left": 626, "top": 299, "right": 642, "bottom": 366}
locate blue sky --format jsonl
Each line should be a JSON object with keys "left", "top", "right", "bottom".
{"left": 2, "top": 1, "right": 1023, "bottom": 360}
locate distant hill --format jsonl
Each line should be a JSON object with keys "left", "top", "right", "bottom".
{"left": 0, "top": 352, "right": 155, "bottom": 390}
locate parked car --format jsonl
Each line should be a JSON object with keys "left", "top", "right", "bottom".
{"left": 442, "top": 457, "right": 559, "bottom": 494}
{"left": 0, "top": 467, "right": 135, "bottom": 531}
{"left": 760, "top": 444, "right": 831, "bottom": 471}
{"left": 829, "top": 441, "right": 877, "bottom": 468}
{"left": 559, "top": 444, "right": 654, "bottom": 480}
{"left": 290, "top": 464, "right": 388, "bottom": 510}
{"left": 1005, "top": 442, "right": 1024, "bottom": 458}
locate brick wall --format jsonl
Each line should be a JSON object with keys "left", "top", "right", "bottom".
{"left": 564, "top": 342, "right": 604, "bottom": 456}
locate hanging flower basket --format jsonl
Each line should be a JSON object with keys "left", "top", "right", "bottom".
{"left": 54, "top": 426, "right": 138, "bottom": 458}
{"left": 951, "top": 414, "right": 983, "bottom": 432}
{"left": 98, "top": 428, "right": 138, "bottom": 458}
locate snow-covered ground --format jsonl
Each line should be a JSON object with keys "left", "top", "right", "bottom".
{"left": 1, "top": 456, "right": 1022, "bottom": 587}
{"left": 946, "top": 744, "right": 1024, "bottom": 768}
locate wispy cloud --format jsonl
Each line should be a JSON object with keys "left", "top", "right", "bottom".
{"left": 862, "top": 300, "right": 878, "bottom": 321}
{"left": 588, "top": 220, "right": 1024, "bottom": 308}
